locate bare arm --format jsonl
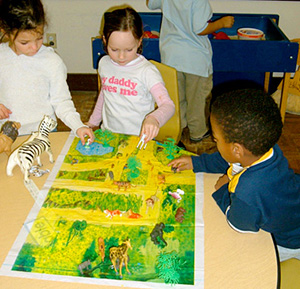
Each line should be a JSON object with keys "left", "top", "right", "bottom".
{"left": 0, "top": 104, "right": 12, "bottom": 119}
{"left": 198, "top": 16, "right": 234, "bottom": 36}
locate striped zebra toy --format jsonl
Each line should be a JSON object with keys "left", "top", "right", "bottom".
{"left": 6, "top": 115, "right": 57, "bottom": 183}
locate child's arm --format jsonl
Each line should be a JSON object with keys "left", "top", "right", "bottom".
{"left": 141, "top": 82, "right": 175, "bottom": 142}
{"left": 213, "top": 187, "right": 260, "bottom": 233}
{"left": 87, "top": 90, "right": 104, "bottom": 129}
{"left": 169, "top": 152, "right": 229, "bottom": 173}
{"left": 198, "top": 16, "right": 234, "bottom": 36}
{"left": 0, "top": 104, "right": 12, "bottom": 119}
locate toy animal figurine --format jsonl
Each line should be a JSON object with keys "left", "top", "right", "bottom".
{"left": 168, "top": 188, "right": 185, "bottom": 203}
{"left": 150, "top": 222, "right": 168, "bottom": 247}
{"left": 6, "top": 115, "right": 57, "bottom": 183}
{"left": 0, "top": 121, "right": 21, "bottom": 155}
{"left": 109, "top": 238, "right": 132, "bottom": 278}
{"left": 175, "top": 207, "right": 186, "bottom": 223}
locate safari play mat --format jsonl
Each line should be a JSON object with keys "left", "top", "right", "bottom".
{"left": 1, "top": 131, "right": 204, "bottom": 289}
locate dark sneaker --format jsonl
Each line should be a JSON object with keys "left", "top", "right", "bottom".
{"left": 176, "top": 141, "right": 186, "bottom": 150}
{"left": 190, "top": 131, "right": 211, "bottom": 143}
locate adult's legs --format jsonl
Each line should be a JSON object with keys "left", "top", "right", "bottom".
{"left": 185, "top": 73, "right": 213, "bottom": 140}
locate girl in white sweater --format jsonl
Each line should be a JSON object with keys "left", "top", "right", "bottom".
{"left": 0, "top": 0, "right": 94, "bottom": 144}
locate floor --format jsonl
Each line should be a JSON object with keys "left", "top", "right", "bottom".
{"left": 58, "top": 91, "right": 300, "bottom": 174}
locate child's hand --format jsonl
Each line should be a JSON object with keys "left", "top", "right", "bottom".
{"left": 0, "top": 104, "right": 12, "bottom": 119}
{"left": 221, "top": 16, "right": 234, "bottom": 28}
{"left": 140, "top": 116, "right": 160, "bottom": 143}
{"left": 76, "top": 126, "right": 95, "bottom": 145}
{"left": 168, "top": 156, "right": 193, "bottom": 172}
{"left": 215, "top": 174, "right": 230, "bottom": 190}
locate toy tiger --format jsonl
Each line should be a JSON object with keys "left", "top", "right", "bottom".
{"left": 6, "top": 115, "right": 57, "bottom": 183}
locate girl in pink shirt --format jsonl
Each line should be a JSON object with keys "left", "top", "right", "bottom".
{"left": 87, "top": 7, "right": 175, "bottom": 143}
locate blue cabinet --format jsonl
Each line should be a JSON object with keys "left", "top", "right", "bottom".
{"left": 92, "top": 12, "right": 298, "bottom": 119}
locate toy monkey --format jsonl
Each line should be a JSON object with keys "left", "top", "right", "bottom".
{"left": 0, "top": 121, "right": 21, "bottom": 155}
{"left": 150, "top": 222, "right": 167, "bottom": 247}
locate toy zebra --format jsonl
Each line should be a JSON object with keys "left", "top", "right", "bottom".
{"left": 6, "top": 115, "right": 57, "bottom": 183}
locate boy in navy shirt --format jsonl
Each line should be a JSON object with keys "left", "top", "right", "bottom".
{"left": 169, "top": 89, "right": 300, "bottom": 262}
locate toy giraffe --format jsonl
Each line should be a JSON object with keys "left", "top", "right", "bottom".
{"left": 109, "top": 238, "right": 132, "bottom": 278}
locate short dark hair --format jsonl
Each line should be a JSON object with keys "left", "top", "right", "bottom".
{"left": 211, "top": 88, "right": 283, "bottom": 156}
{"left": 102, "top": 7, "right": 143, "bottom": 54}
{"left": 0, "top": 0, "right": 46, "bottom": 41}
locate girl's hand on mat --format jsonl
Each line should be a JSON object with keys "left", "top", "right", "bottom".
{"left": 140, "top": 116, "right": 160, "bottom": 143}
{"left": 76, "top": 127, "right": 95, "bottom": 145}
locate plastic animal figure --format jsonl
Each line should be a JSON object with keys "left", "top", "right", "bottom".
{"left": 168, "top": 188, "right": 185, "bottom": 203}
{"left": 150, "top": 222, "right": 167, "bottom": 247}
{"left": 109, "top": 238, "right": 132, "bottom": 278}
{"left": 78, "top": 260, "right": 91, "bottom": 275}
{"left": 104, "top": 209, "right": 123, "bottom": 219}
{"left": 113, "top": 181, "right": 132, "bottom": 191}
{"left": 127, "top": 209, "right": 142, "bottom": 219}
{"left": 6, "top": 115, "right": 57, "bottom": 183}
{"left": 98, "top": 237, "right": 105, "bottom": 262}
{"left": 0, "top": 121, "right": 21, "bottom": 155}
{"left": 28, "top": 166, "right": 50, "bottom": 177}
{"left": 146, "top": 189, "right": 159, "bottom": 214}
{"left": 175, "top": 207, "right": 186, "bottom": 223}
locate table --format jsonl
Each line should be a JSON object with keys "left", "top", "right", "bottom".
{"left": 0, "top": 132, "right": 278, "bottom": 289}
{"left": 92, "top": 13, "right": 299, "bottom": 121}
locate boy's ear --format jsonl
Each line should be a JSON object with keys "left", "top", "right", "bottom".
{"left": 232, "top": 143, "right": 244, "bottom": 159}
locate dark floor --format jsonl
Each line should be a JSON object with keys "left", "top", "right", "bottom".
{"left": 59, "top": 91, "right": 300, "bottom": 174}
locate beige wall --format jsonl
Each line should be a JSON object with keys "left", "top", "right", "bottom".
{"left": 42, "top": 0, "right": 300, "bottom": 74}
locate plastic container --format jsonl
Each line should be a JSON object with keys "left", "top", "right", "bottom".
{"left": 237, "top": 28, "right": 264, "bottom": 40}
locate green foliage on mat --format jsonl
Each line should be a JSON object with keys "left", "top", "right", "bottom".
{"left": 43, "top": 188, "right": 143, "bottom": 212}
{"left": 156, "top": 251, "right": 186, "bottom": 285}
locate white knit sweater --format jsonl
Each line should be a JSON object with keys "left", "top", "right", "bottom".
{"left": 0, "top": 43, "right": 84, "bottom": 135}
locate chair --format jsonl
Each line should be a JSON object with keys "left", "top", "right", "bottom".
{"left": 280, "top": 258, "right": 300, "bottom": 289}
{"left": 149, "top": 60, "right": 181, "bottom": 144}
{"left": 272, "top": 38, "right": 300, "bottom": 122}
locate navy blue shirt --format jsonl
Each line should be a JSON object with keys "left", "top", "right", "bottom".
{"left": 192, "top": 144, "right": 300, "bottom": 249}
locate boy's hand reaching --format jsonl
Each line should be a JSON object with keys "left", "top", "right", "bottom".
{"left": 0, "top": 104, "right": 12, "bottom": 119}
{"left": 76, "top": 126, "right": 95, "bottom": 145}
{"left": 220, "top": 16, "right": 235, "bottom": 28}
{"left": 140, "top": 116, "right": 160, "bottom": 143}
{"left": 168, "top": 155, "right": 193, "bottom": 172}
{"left": 215, "top": 174, "right": 230, "bottom": 190}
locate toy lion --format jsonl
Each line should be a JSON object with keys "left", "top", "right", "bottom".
{"left": 0, "top": 121, "right": 21, "bottom": 155}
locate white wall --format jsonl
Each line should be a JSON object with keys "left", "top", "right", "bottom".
{"left": 42, "top": 0, "right": 300, "bottom": 74}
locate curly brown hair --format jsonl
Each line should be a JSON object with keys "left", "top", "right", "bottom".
{"left": 211, "top": 89, "right": 283, "bottom": 156}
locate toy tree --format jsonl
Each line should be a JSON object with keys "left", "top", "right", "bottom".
{"left": 126, "top": 156, "right": 142, "bottom": 180}
{"left": 161, "top": 138, "right": 182, "bottom": 160}
{"left": 95, "top": 130, "right": 114, "bottom": 147}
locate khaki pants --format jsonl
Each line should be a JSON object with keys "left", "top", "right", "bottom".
{"left": 177, "top": 72, "right": 213, "bottom": 139}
